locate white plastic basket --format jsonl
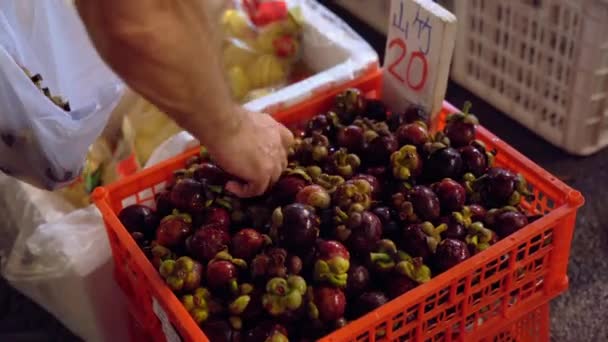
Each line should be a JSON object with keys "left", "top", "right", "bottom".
{"left": 451, "top": 0, "right": 608, "bottom": 155}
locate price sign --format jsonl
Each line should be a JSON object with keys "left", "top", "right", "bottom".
{"left": 383, "top": 0, "right": 456, "bottom": 117}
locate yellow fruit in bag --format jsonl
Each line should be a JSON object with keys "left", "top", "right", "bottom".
{"left": 58, "top": 138, "right": 113, "bottom": 208}
{"left": 127, "top": 103, "right": 181, "bottom": 164}
{"left": 223, "top": 40, "right": 258, "bottom": 69}
{"left": 228, "top": 66, "right": 251, "bottom": 100}
{"left": 247, "top": 54, "right": 286, "bottom": 89}
{"left": 255, "top": 22, "right": 286, "bottom": 54}
{"left": 221, "top": 9, "right": 255, "bottom": 39}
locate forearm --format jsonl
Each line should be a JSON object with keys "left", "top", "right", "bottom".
{"left": 75, "top": 0, "right": 242, "bottom": 146}
{"left": 157, "top": 2, "right": 241, "bottom": 144}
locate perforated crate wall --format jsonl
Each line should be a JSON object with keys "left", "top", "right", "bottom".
{"left": 479, "top": 303, "right": 550, "bottom": 342}
{"left": 95, "top": 101, "right": 583, "bottom": 342}
{"left": 452, "top": 0, "right": 608, "bottom": 155}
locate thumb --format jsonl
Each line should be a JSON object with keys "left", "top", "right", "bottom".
{"left": 225, "top": 180, "right": 257, "bottom": 198}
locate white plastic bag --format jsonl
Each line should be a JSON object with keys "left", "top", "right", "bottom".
{"left": 0, "top": 175, "right": 130, "bottom": 342}
{"left": 0, "top": 0, "right": 123, "bottom": 190}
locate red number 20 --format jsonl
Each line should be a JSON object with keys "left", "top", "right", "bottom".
{"left": 387, "top": 38, "right": 428, "bottom": 92}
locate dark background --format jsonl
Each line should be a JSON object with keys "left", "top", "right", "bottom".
{"left": 1, "top": 2, "right": 607, "bottom": 341}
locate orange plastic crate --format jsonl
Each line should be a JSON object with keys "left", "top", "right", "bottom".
{"left": 94, "top": 82, "right": 583, "bottom": 342}
{"left": 477, "top": 303, "right": 550, "bottom": 342}
{"left": 127, "top": 301, "right": 550, "bottom": 342}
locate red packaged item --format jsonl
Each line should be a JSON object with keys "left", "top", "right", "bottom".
{"left": 244, "top": 0, "right": 288, "bottom": 27}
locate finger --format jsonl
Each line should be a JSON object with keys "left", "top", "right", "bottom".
{"left": 245, "top": 176, "right": 271, "bottom": 198}
{"left": 279, "top": 125, "right": 294, "bottom": 148}
{"left": 270, "top": 164, "right": 283, "bottom": 187}
{"left": 280, "top": 154, "right": 288, "bottom": 171}
{"left": 226, "top": 176, "right": 270, "bottom": 198}
{"left": 225, "top": 180, "right": 249, "bottom": 198}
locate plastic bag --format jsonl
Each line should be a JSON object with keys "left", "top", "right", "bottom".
{"left": 0, "top": 0, "right": 123, "bottom": 190}
{"left": 221, "top": 0, "right": 307, "bottom": 101}
{"left": 0, "top": 175, "right": 130, "bottom": 342}
{"left": 57, "top": 88, "right": 186, "bottom": 208}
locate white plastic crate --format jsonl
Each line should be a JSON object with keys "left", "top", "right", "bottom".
{"left": 451, "top": 0, "right": 608, "bottom": 155}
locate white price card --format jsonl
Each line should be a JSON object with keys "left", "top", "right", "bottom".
{"left": 382, "top": 0, "right": 456, "bottom": 117}
{"left": 153, "top": 297, "right": 182, "bottom": 342}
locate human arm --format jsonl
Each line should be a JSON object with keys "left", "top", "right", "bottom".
{"left": 75, "top": 0, "right": 293, "bottom": 197}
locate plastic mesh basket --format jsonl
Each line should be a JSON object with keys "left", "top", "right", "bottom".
{"left": 94, "top": 92, "right": 583, "bottom": 341}
{"left": 451, "top": 0, "right": 608, "bottom": 155}
{"left": 478, "top": 303, "right": 550, "bottom": 342}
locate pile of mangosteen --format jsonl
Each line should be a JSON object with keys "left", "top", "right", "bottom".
{"left": 118, "top": 88, "right": 537, "bottom": 341}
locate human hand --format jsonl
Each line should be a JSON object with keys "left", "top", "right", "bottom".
{"left": 207, "top": 108, "right": 294, "bottom": 198}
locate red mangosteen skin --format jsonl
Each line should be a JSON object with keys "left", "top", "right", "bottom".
{"left": 386, "top": 275, "right": 418, "bottom": 299}
{"left": 271, "top": 203, "right": 320, "bottom": 255}
{"left": 345, "top": 264, "right": 371, "bottom": 298}
{"left": 459, "top": 145, "right": 489, "bottom": 177}
{"left": 395, "top": 122, "right": 430, "bottom": 148}
{"left": 468, "top": 204, "right": 488, "bottom": 222}
{"left": 434, "top": 238, "right": 471, "bottom": 273}
{"left": 401, "top": 222, "right": 446, "bottom": 262}
{"left": 187, "top": 226, "right": 231, "bottom": 262}
{"left": 192, "top": 162, "right": 229, "bottom": 186}
{"left": 231, "top": 228, "right": 269, "bottom": 261}
{"left": 202, "top": 207, "right": 231, "bottom": 232}
{"left": 444, "top": 102, "right": 479, "bottom": 148}
{"left": 343, "top": 211, "right": 384, "bottom": 256}
{"left": 118, "top": 204, "right": 159, "bottom": 240}
{"left": 156, "top": 211, "right": 193, "bottom": 248}
{"left": 271, "top": 172, "right": 310, "bottom": 206}
{"left": 364, "top": 133, "right": 399, "bottom": 166}
{"left": 432, "top": 178, "right": 467, "bottom": 214}
{"left": 170, "top": 178, "right": 208, "bottom": 214}
{"left": 313, "top": 240, "right": 351, "bottom": 288}
{"left": 349, "top": 291, "right": 389, "bottom": 319}
{"left": 154, "top": 191, "right": 175, "bottom": 218}
{"left": 206, "top": 251, "right": 246, "bottom": 292}
{"left": 408, "top": 185, "right": 441, "bottom": 222}
{"left": 336, "top": 125, "right": 365, "bottom": 154}
{"left": 487, "top": 208, "right": 529, "bottom": 238}
{"left": 309, "top": 286, "right": 347, "bottom": 323}
{"left": 388, "top": 105, "right": 430, "bottom": 131}
{"left": 424, "top": 146, "right": 464, "bottom": 183}
{"left": 478, "top": 168, "right": 531, "bottom": 207}
{"left": 295, "top": 185, "right": 331, "bottom": 210}
{"left": 438, "top": 215, "right": 467, "bottom": 241}
{"left": 207, "top": 260, "right": 238, "bottom": 290}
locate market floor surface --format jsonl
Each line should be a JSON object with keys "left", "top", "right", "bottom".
{"left": 2, "top": 3, "right": 608, "bottom": 341}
